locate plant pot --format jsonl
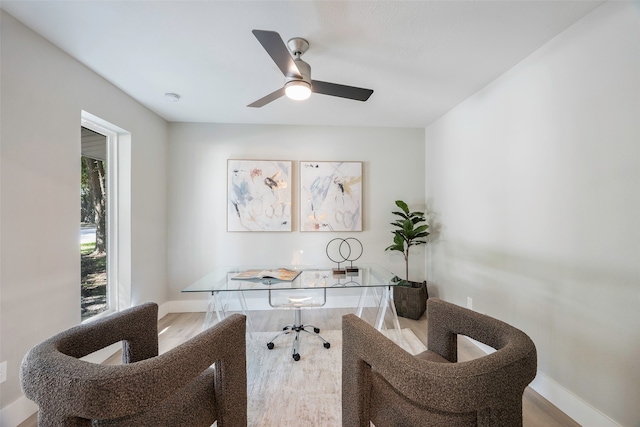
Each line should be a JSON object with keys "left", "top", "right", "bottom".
{"left": 393, "top": 281, "right": 428, "bottom": 320}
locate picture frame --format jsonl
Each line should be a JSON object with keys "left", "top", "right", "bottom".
{"left": 300, "top": 161, "right": 363, "bottom": 232}
{"left": 227, "top": 159, "right": 292, "bottom": 231}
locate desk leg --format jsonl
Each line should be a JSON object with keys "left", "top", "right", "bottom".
{"left": 237, "top": 291, "right": 255, "bottom": 339}
{"left": 374, "top": 286, "right": 408, "bottom": 350}
{"left": 203, "top": 291, "right": 255, "bottom": 338}
{"left": 387, "top": 286, "right": 405, "bottom": 347}
{"left": 374, "top": 288, "right": 388, "bottom": 331}
{"left": 357, "top": 286, "right": 384, "bottom": 319}
{"left": 220, "top": 291, "right": 232, "bottom": 316}
{"left": 356, "top": 286, "right": 367, "bottom": 317}
{"left": 203, "top": 291, "right": 225, "bottom": 330}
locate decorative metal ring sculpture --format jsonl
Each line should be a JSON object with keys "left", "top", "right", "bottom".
{"left": 326, "top": 237, "right": 350, "bottom": 265}
{"left": 326, "top": 237, "right": 363, "bottom": 275}
{"left": 340, "top": 238, "right": 363, "bottom": 263}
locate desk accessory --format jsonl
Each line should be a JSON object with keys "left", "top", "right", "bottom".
{"left": 326, "top": 237, "right": 363, "bottom": 276}
{"left": 231, "top": 268, "right": 301, "bottom": 282}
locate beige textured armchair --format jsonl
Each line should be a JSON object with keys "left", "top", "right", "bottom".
{"left": 20, "top": 303, "right": 247, "bottom": 427}
{"left": 342, "top": 298, "right": 537, "bottom": 427}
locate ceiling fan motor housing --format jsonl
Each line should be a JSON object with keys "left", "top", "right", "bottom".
{"left": 287, "top": 58, "right": 311, "bottom": 85}
{"left": 287, "top": 37, "right": 309, "bottom": 56}
{"left": 286, "top": 38, "right": 312, "bottom": 86}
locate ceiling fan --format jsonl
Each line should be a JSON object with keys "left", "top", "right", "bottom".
{"left": 248, "top": 29, "right": 374, "bottom": 108}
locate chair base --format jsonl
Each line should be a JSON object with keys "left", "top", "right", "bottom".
{"left": 266, "top": 309, "right": 330, "bottom": 361}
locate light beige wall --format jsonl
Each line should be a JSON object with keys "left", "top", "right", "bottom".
{"left": 424, "top": 2, "right": 639, "bottom": 425}
{"left": 0, "top": 10, "right": 169, "bottom": 411}
{"left": 166, "top": 123, "right": 426, "bottom": 301}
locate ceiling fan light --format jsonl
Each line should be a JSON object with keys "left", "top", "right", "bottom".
{"left": 285, "top": 80, "right": 312, "bottom": 101}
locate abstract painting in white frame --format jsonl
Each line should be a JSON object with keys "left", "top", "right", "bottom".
{"left": 300, "top": 161, "right": 363, "bottom": 232}
{"left": 228, "top": 159, "right": 292, "bottom": 231}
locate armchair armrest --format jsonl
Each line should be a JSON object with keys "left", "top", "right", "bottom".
{"left": 427, "top": 298, "right": 536, "bottom": 366}
{"left": 342, "top": 307, "right": 537, "bottom": 419}
{"left": 21, "top": 307, "right": 247, "bottom": 423}
{"left": 56, "top": 302, "right": 159, "bottom": 362}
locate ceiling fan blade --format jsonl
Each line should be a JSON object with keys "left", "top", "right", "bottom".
{"left": 252, "top": 30, "right": 300, "bottom": 77}
{"left": 247, "top": 87, "right": 286, "bottom": 108}
{"left": 311, "top": 80, "right": 374, "bottom": 101}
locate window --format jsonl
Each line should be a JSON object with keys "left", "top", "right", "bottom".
{"left": 81, "top": 127, "right": 108, "bottom": 321}
{"left": 81, "top": 112, "right": 131, "bottom": 322}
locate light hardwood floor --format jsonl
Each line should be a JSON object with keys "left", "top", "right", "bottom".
{"left": 19, "top": 308, "right": 579, "bottom": 427}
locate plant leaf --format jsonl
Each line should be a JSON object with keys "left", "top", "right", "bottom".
{"left": 391, "top": 211, "right": 410, "bottom": 220}
{"left": 414, "top": 225, "right": 429, "bottom": 234}
{"left": 385, "top": 233, "right": 405, "bottom": 252}
{"left": 395, "top": 200, "right": 409, "bottom": 214}
{"left": 402, "top": 220, "right": 415, "bottom": 235}
{"left": 393, "top": 232, "right": 405, "bottom": 246}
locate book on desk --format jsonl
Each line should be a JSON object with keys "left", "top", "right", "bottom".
{"left": 231, "top": 268, "right": 301, "bottom": 282}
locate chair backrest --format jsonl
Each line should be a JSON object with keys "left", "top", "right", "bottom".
{"left": 342, "top": 298, "right": 537, "bottom": 427}
{"left": 21, "top": 303, "right": 248, "bottom": 427}
{"left": 269, "top": 288, "right": 326, "bottom": 308}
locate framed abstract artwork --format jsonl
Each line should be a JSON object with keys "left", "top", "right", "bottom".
{"left": 228, "top": 159, "right": 292, "bottom": 231}
{"left": 300, "top": 161, "right": 363, "bottom": 232}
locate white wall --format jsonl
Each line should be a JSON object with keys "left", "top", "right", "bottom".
{"left": 0, "top": 10, "right": 169, "bottom": 415}
{"left": 167, "top": 123, "right": 426, "bottom": 306}
{"left": 425, "top": 2, "right": 639, "bottom": 426}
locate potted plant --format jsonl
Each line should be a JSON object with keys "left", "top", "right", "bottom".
{"left": 385, "top": 200, "right": 430, "bottom": 319}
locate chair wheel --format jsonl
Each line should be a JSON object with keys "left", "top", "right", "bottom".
{"left": 293, "top": 353, "right": 300, "bottom": 361}
{"left": 267, "top": 342, "right": 274, "bottom": 350}
{"left": 324, "top": 342, "right": 331, "bottom": 349}
{"left": 314, "top": 327, "right": 320, "bottom": 333}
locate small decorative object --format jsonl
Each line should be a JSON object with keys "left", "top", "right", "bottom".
{"left": 231, "top": 268, "right": 301, "bottom": 282}
{"left": 326, "top": 237, "right": 363, "bottom": 276}
{"left": 385, "top": 200, "right": 430, "bottom": 319}
{"left": 326, "top": 238, "right": 347, "bottom": 275}
{"left": 300, "top": 161, "right": 363, "bottom": 232}
{"left": 342, "top": 238, "right": 363, "bottom": 275}
{"left": 227, "top": 159, "right": 292, "bottom": 232}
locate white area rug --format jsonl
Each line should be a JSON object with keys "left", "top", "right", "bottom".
{"left": 244, "top": 329, "right": 426, "bottom": 426}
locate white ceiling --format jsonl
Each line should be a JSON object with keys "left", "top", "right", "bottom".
{"left": 2, "top": 0, "right": 605, "bottom": 128}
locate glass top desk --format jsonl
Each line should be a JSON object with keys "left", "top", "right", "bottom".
{"left": 182, "top": 263, "right": 405, "bottom": 345}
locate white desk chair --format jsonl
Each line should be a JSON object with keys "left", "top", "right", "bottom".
{"left": 266, "top": 289, "right": 330, "bottom": 361}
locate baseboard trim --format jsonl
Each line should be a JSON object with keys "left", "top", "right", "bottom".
{"left": 158, "top": 299, "right": 207, "bottom": 317}
{"left": 466, "top": 339, "right": 620, "bottom": 427}
{"left": 0, "top": 396, "right": 38, "bottom": 427}
{"left": 529, "top": 373, "right": 620, "bottom": 427}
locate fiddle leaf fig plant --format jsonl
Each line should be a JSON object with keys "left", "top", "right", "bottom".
{"left": 385, "top": 200, "right": 429, "bottom": 284}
